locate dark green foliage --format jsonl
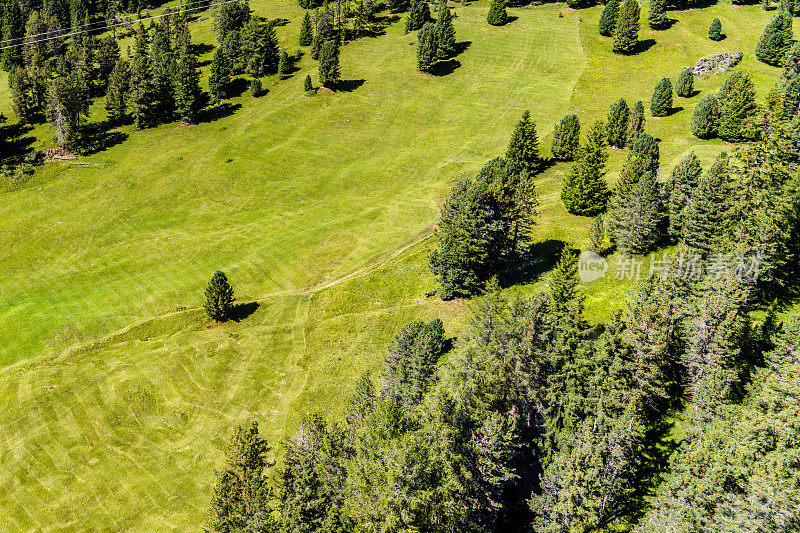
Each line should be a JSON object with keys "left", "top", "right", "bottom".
{"left": 242, "top": 17, "right": 280, "bottom": 77}
{"left": 549, "top": 248, "right": 582, "bottom": 314}
{"left": 567, "top": 0, "right": 592, "bottom": 8}
{"left": 631, "top": 131, "right": 659, "bottom": 172}
{"left": 612, "top": 0, "right": 640, "bottom": 54}
{"left": 717, "top": 70, "right": 742, "bottom": 105}
{"left": 626, "top": 99, "right": 645, "bottom": 147}
{"left": 149, "top": 22, "right": 177, "bottom": 119}
{"left": 45, "top": 74, "right": 86, "bottom": 149}
{"left": 648, "top": 0, "right": 668, "bottom": 30}
{"left": 128, "top": 55, "right": 159, "bottom": 129}
{"left": 208, "top": 48, "right": 228, "bottom": 104}
{"left": 650, "top": 77, "right": 673, "bottom": 117}
{"left": 691, "top": 94, "right": 720, "bottom": 139}
{"left": 682, "top": 154, "right": 727, "bottom": 256}
{"left": 175, "top": 53, "right": 203, "bottom": 124}
{"left": 304, "top": 74, "right": 313, "bottom": 93}
{"left": 599, "top": 0, "right": 620, "bottom": 36}
{"left": 212, "top": 0, "right": 251, "bottom": 43}
{"left": 675, "top": 68, "right": 694, "bottom": 98}
{"left": 299, "top": 0, "right": 324, "bottom": 8}
{"left": 561, "top": 120, "right": 611, "bottom": 216}
{"left": 588, "top": 215, "right": 605, "bottom": 252}
{"left": 416, "top": 22, "right": 438, "bottom": 72}
{"left": 406, "top": 0, "right": 431, "bottom": 32}
{"left": 209, "top": 422, "right": 274, "bottom": 532}
{"left": 718, "top": 72, "right": 758, "bottom": 142}
{"left": 756, "top": 11, "right": 793, "bottom": 66}
{"left": 708, "top": 17, "right": 722, "bottom": 41}
{"left": 613, "top": 170, "right": 663, "bottom": 254}
{"left": 381, "top": 319, "right": 445, "bottom": 409}
{"left": 318, "top": 40, "right": 341, "bottom": 88}
{"left": 435, "top": 1, "right": 457, "bottom": 59}
{"left": 11, "top": 68, "right": 36, "bottom": 124}
{"left": 277, "top": 49, "right": 289, "bottom": 79}
{"left": 299, "top": 11, "right": 314, "bottom": 45}
{"left": 667, "top": 151, "right": 703, "bottom": 241}
{"left": 249, "top": 77, "right": 263, "bottom": 97}
{"left": 204, "top": 270, "right": 234, "bottom": 321}
{"left": 505, "top": 110, "right": 541, "bottom": 174}
{"left": 311, "top": 4, "right": 335, "bottom": 60}
{"left": 606, "top": 98, "right": 630, "bottom": 147}
{"left": 552, "top": 113, "right": 581, "bottom": 161}
{"left": 606, "top": 154, "right": 644, "bottom": 238}
{"left": 487, "top": 0, "right": 508, "bottom": 26}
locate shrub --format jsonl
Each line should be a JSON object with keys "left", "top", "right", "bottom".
{"left": 690, "top": 94, "right": 720, "bottom": 139}
{"left": 675, "top": 68, "right": 694, "bottom": 98}
{"left": 304, "top": 74, "right": 313, "bottom": 93}
{"left": 650, "top": 77, "right": 673, "bottom": 117}
{"left": 708, "top": 17, "right": 722, "bottom": 41}
{"left": 648, "top": 0, "right": 668, "bottom": 30}
{"left": 417, "top": 22, "right": 438, "bottom": 72}
{"left": 487, "top": 0, "right": 508, "bottom": 26}
{"left": 249, "top": 78, "right": 263, "bottom": 97}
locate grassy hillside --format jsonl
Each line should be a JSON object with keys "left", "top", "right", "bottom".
{"left": 0, "top": 0, "right": 784, "bottom": 530}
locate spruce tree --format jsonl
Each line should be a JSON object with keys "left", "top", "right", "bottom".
{"left": 606, "top": 98, "right": 630, "bottom": 148}
{"left": 318, "top": 40, "right": 341, "bottom": 87}
{"left": 129, "top": 55, "right": 159, "bottom": 129}
{"left": 304, "top": 74, "right": 313, "bottom": 93}
{"left": 505, "top": 110, "right": 541, "bottom": 174}
{"left": 650, "top": 77, "right": 673, "bottom": 117}
{"left": 630, "top": 131, "right": 659, "bottom": 172}
{"left": 690, "top": 94, "right": 719, "bottom": 139}
{"left": 175, "top": 53, "right": 203, "bottom": 124}
{"left": 667, "top": 150, "right": 702, "bottom": 241}
{"left": 708, "top": 17, "right": 722, "bottom": 41}
{"left": 406, "top": 0, "right": 432, "bottom": 32}
{"left": 105, "top": 60, "right": 130, "bottom": 124}
{"left": 487, "top": 0, "right": 508, "bottom": 26}
{"left": 204, "top": 270, "right": 235, "bottom": 321}
{"left": 718, "top": 72, "right": 758, "bottom": 142}
{"left": 648, "top": 0, "right": 668, "bottom": 30}
{"left": 717, "top": 70, "right": 742, "bottom": 106}
{"left": 612, "top": 0, "right": 640, "bottom": 55}
{"left": 277, "top": 49, "right": 289, "bottom": 79}
{"left": 599, "top": 0, "right": 620, "bottom": 36}
{"left": 561, "top": 120, "right": 611, "bottom": 217}
{"left": 435, "top": 1, "right": 456, "bottom": 59}
{"left": 675, "top": 68, "right": 694, "bottom": 98}
{"left": 549, "top": 248, "right": 583, "bottom": 315}
{"left": 208, "top": 48, "right": 228, "bottom": 104}
{"left": 682, "top": 154, "right": 727, "bottom": 256}
{"left": 10, "top": 67, "right": 36, "bottom": 124}
{"left": 626, "top": 100, "right": 645, "bottom": 147}
{"left": 249, "top": 77, "right": 263, "bottom": 97}
{"left": 756, "top": 11, "right": 793, "bottom": 66}
{"left": 588, "top": 215, "right": 605, "bottom": 252}
{"left": 606, "top": 154, "right": 645, "bottom": 238}
{"left": 552, "top": 113, "right": 581, "bottom": 161}
{"left": 417, "top": 22, "right": 438, "bottom": 72}
{"left": 613, "top": 170, "right": 663, "bottom": 254}
{"left": 299, "top": 11, "right": 313, "bottom": 46}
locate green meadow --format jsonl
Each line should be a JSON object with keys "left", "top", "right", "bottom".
{"left": 0, "top": 0, "right": 784, "bottom": 529}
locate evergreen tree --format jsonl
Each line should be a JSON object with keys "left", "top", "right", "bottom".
{"left": 105, "top": 59, "right": 131, "bottom": 124}
{"left": 549, "top": 248, "right": 583, "bottom": 314}
{"left": 606, "top": 98, "right": 630, "bottom": 148}
{"left": 588, "top": 215, "right": 605, "bottom": 252}
{"left": 682, "top": 154, "right": 727, "bottom": 256}
{"left": 650, "top": 77, "right": 673, "bottom": 117}
{"left": 318, "top": 40, "right": 341, "bottom": 87}
{"left": 606, "top": 154, "right": 646, "bottom": 238}
{"left": 614, "top": 171, "right": 662, "bottom": 254}
{"left": 505, "top": 110, "right": 541, "bottom": 174}
{"left": 241, "top": 16, "right": 279, "bottom": 77}
{"left": 277, "top": 49, "right": 289, "bottom": 79}
{"left": 212, "top": 0, "right": 251, "bottom": 43}
{"left": 717, "top": 70, "right": 742, "bottom": 106}
{"left": 552, "top": 113, "right": 581, "bottom": 161}
{"left": 208, "top": 48, "right": 229, "bottom": 104}
{"left": 690, "top": 94, "right": 719, "bottom": 139}
{"left": 675, "top": 68, "right": 694, "bottom": 98}
{"left": 435, "top": 0, "right": 456, "bottom": 59}
{"left": 755, "top": 11, "right": 793, "bottom": 66}
{"left": 128, "top": 54, "right": 159, "bottom": 129}
{"left": 612, "top": 0, "right": 640, "bottom": 55}
{"left": 249, "top": 77, "right": 263, "bottom": 97}
{"left": 304, "top": 73, "right": 313, "bottom": 93}
{"left": 311, "top": 4, "right": 335, "bottom": 60}
{"left": 10, "top": 68, "right": 36, "bottom": 124}
{"left": 598, "top": 0, "right": 620, "bottom": 36}
{"left": 381, "top": 319, "right": 446, "bottom": 409}
{"left": 667, "top": 150, "right": 703, "bottom": 241}
{"left": 708, "top": 17, "right": 722, "bottom": 41}
{"left": 626, "top": 100, "right": 645, "bottom": 147}
{"left": 204, "top": 270, "right": 235, "bottom": 321}
{"left": 648, "top": 0, "right": 667, "bottom": 30}
{"left": 150, "top": 23, "right": 178, "bottom": 120}
{"left": 416, "top": 22, "right": 438, "bottom": 72}
{"left": 561, "top": 120, "right": 611, "bottom": 216}
{"left": 406, "top": 0, "right": 431, "bottom": 32}
{"left": 719, "top": 73, "right": 759, "bottom": 142}
{"left": 299, "top": 11, "right": 313, "bottom": 46}
{"left": 631, "top": 131, "right": 659, "bottom": 172}
{"left": 487, "top": 0, "right": 508, "bottom": 26}
{"left": 1, "top": 0, "right": 23, "bottom": 72}
{"left": 175, "top": 53, "right": 203, "bottom": 124}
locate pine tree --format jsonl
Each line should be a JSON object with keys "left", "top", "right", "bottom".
{"left": 718, "top": 72, "right": 758, "bottom": 142}
{"left": 487, "top": 0, "right": 508, "bottom": 26}
{"left": 277, "top": 49, "right": 288, "bottom": 78}
{"left": 10, "top": 67, "right": 36, "bottom": 124}
{"left": 606, "top": 98, "right": 630, "bottom": 148}
{"left": 675, "top": 68, "right": 694, "bottom": 98}
{"left": 208, "top": 48, "right": 228, "bottom": 104}
{"left": 204, "top": 270, "right": 235, "bottom": 321}
{"left": 682, "top": 154, "right": 727, "bottom": 256}
{"left": 755, "top": 11, "right": 793, "bottom": 66}
{"left": 175, "top": 53, "right": 203, "bottom": 124}
{"left": 406, "top": 0, "right": 431, "bottom": 32}
{"left": 626, "top": 100, "right": 645, "bottom": 147}
{"left": 241, "top": 16, "right": 279, "bottom": 77}
{"left": 505, "top": 110, "right": 541, "bottom": 174}
{"left": 150, "top": 22, "right": 177, "bottom": 120}
{"left": 249, "top": 77, "right": 263, "bottom": 97}
{"left": 606, "top": 154, "right": 646, "bottom": 238}
{"left": 708, "top": 17, "right": 722, "bottom": 41}
{"left": 311, "top": 4, "right": 335, "bottom": 59}
{"left": 650, "top": 77, "right": 673, "bottom": 117}
{"left": 319, "top": 40, "right": 341, "bottom": 87}
{"left": 549, "top": 248, "right": 583, "bottom": 314}
{"left": 667, "top": 151, "right": 702, "bottom": 241}
{"left": 614, "top": 170, "right": 663, "bottom": 255}
{"left": 598, "top": 0, "right": 620, "bottom": 36}
{"left": 561, "top": 120, "right": 611, "bottom": 217}
{"left": 304, "top": 73, "right": 313, "bottom": 93}
{"left": 648, "top": 0, "right": 667, "bottom": 30}
{"left": 129, "top": 55, "right": 159, "bottom": 129}
{"left": 691, "top": 94, "right": 719, "bottom": 139}
{"left": 435, "top": 0, "right": 456, "bottom": 59}
{"left": 46, "top": 75, "right": 85, "bottom": 149}
{"left": 717, "top": 70, "right": 742, "bottom": 106}
{"left": 552, "top": 113, "right": 581, "bottom": 161}
{"left": 105, "top": 59, "right": 130, "bottom": 124}
{"left": 299, "top": 11, "right": 313, "bottom": 46}
{"left": 381, "top": 319, "right": 446, "bottom": 408}
{"left": 631, "top": 131, "right": 659, "bottom": 172}
{"left": 588, "top": 215, "right": 605, "bottom": 252}
{"left": 612, "top": 0, "right": 640, "bottom": 55}
{"left": 416, "top": 22, "right": 438, "bottom": 72}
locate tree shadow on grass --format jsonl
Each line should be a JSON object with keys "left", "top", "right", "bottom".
{"left": 270, "top": 17, "right": 290, "bottom": 27}
{"left": 336, "top": 79, "right": 366, "bottom": 92}
{"left": 191, "top": 43, "right": 214, "bottom": 57}
{"left": 453, "top": 40, "right": 472, "bottom": 56}
{"left": 633, "top": 38, "right": 657, "bottom": 54}
{"left": 664, "top": 106, "right": 684, "bottom": 117}
{"left": 230, "top": 301, "right": 259, "bottom": 322}
{"left": 0, "top": 123, "right": 36, "bottom": 163}
{"left": 655, "top": 18, "right": 678, "bottom": 30}
{"left": 197, "top": 102, "right": 242, "bottom": 124}
{"left": 499, "top": 239, "right": 567, "bottom": 288}
{"left": 76, "top": 123, "right": 129, "bottom": 155}
{"left": 431, "top": 59, "right": 461, "bottom": 76}
{"left": 226, "top": 77, "right": 251, "bottom": 98}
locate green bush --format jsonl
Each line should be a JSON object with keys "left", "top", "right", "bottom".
{"left": 487, "top": 0, "right": 508, "bottom": 26}
{"left": 675, "top": 68, "right": 694, "bottom": 98}
{"left": 708, "top": 17, "right": 722, "bottom": 41}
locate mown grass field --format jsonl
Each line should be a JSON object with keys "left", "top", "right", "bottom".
{"left": 0, "top": 0, "right": 784, "bottom": 529}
